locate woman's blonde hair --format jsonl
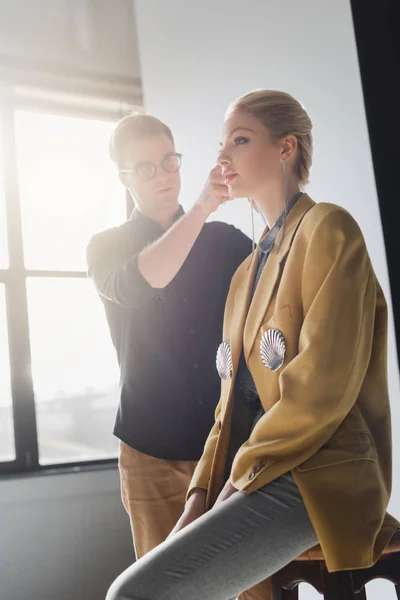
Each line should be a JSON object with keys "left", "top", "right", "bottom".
{"left": 226, "top": 90, "right": 313, "bottom": 185}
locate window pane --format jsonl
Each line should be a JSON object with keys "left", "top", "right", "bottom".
{"left": 27, "top": 277, "right": 120, "bottom": 464}
{"left": 0, "top": 285, "right": 15, "bottom": 461}
{"left": 0, "top": 124, "right": 8, "bottom": 268}
{"left": 14, "top": 111, "right": 126, "bottom": 271}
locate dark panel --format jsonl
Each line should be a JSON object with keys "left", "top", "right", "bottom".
{"left": 351, "top": 0, "right": 400, "bottom": 366}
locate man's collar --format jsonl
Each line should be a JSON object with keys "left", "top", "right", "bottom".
{"left": 130, "top": 205, "right": 185, "bottom": 232}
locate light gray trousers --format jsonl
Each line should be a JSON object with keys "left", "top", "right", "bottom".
{"left": 106, "top": 471, "right": 318, "bottom": 600}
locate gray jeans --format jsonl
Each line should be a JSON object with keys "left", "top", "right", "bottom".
{"left": 106, "top": 472, "right": 318, "bottom": 600}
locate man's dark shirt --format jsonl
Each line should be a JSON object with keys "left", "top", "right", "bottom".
{"left": 86, "top": 207, "right": 252, "bottom": 461}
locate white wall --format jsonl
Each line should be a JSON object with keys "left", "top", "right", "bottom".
{"left": 134, "top": 0, "right": 400, "bottom": 597}
{"left": 0, "top": 469, "right": 133, "bottom": 600}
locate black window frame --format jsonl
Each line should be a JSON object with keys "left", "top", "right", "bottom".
{"left": 0, "top": 88, "right": 133, "bottom": 477}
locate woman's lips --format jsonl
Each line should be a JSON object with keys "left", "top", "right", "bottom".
{"left": 224, "top": 173, "right": 238, "bottom": 185}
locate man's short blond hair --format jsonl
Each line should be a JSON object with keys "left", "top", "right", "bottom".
{"left": 109, "top": 113, "right": 174, "bottom": 166}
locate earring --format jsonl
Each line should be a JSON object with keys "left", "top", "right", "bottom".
{"left": 246, "top": 199, "right": 257, "bottom": 271}
{"left": 275, "top": 160, "right": 288, "bottom": 253}
{"left": 282, "top": 159, "right": 288, "bottom": 211}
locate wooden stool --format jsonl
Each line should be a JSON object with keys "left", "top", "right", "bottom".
{"left": 271, "top": 529, "right": 400, "bottom": 599}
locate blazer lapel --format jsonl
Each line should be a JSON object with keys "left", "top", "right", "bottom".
{"left": 243, "top": 194, "right": 315, "bottom": 361}
{"left": 229, "top": 251, "right": 259, "bottom": 375}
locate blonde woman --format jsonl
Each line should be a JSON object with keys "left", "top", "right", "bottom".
{"left": 106, "top": 90, "right": 399, "bottom": 600}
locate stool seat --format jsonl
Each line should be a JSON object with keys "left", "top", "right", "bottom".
{"left": 296, "top": 527, "right": 400, "bottom": 561}
{"left": 272, "top": 528, "right": 400, "bottom": 599}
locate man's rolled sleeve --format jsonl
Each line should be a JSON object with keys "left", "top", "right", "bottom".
{"left": 86, "top": 230, "right": 158, "bottom": 308}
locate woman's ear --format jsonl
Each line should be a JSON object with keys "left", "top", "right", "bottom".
{"left": 281, "top": 135, "right": 298, "bottom": 163}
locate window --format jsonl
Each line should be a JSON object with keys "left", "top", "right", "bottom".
{"left": 0, "top": 285, "right": 15, "bottom": 462}
{"left": 0, "top": 125, "right": 14, "bottom": 462}
{"left": 14, "top": 111, "right": 126, "bottom": 271}
{"left": 0, "top": 122, "right": 8, "bottom": 268}
{"left": 0, "top": 101, "right": 129, "bottom": 474}
{"left": 27, "top": 278, "right": 119, "bottom": 465}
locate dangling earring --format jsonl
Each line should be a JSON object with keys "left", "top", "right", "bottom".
{"left": 246, "top": 199, "right": 257, "bottom": 271}
{"left": 275, "top": 159, "right": 288, "bottom": 253}
{"left": 282, "top": 160, "right": 288, "bottom": 208}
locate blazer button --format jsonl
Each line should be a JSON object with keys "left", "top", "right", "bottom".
{"left": 248, "top": 461, "right": 266, "bottom": 481}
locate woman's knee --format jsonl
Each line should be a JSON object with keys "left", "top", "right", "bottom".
{"left": 106, "top": 573, "right": 139, "bottom": 600}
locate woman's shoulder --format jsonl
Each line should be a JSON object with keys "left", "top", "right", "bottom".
{"left": 300, "top": 200, "right": 364, "bottom": 242}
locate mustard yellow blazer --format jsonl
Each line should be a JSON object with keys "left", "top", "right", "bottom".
{"left": 188, "top": 194, "right": 398, "bottom": 572}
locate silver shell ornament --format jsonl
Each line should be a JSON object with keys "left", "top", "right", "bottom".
{"left": 260, "top": 328, "right": 286, "bottom": 371}
{"left": 216, "top": 341, "right": 233, "bottom": 380}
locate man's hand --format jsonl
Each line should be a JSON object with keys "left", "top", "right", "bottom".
{"left": 214, "top": 480, "right": 238, "bottom": 506}
{"left": 167, "top": 488, "right": 207, "bottom": 538}
{"left": 195, "top": 166, "right": 232, "bottom": 217}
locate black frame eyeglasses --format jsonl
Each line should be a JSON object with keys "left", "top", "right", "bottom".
{"left": 119, "top": 152, "right": 183, "bottom": 182}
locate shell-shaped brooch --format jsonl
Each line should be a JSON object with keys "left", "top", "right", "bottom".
{"left": 216, "top": 341, "right": 232, "bottom": 380}
{"left": 260, "top": 328, "right": 286, "bottom": 371}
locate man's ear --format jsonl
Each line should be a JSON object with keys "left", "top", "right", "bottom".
{"left": 119, "top": 172, "right": 130, "bottom": 188}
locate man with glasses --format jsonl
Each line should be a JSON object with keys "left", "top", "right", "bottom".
{"left": 86, "top": 113, "right": 251, "bottom": 561}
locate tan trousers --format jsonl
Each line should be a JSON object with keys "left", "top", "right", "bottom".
{"left": 119, "top": 442, "right": 272, "bottom": 600}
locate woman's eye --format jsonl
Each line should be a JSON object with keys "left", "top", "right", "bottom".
{"left": 234, "top": 136, "right": 249, "bottom": 145}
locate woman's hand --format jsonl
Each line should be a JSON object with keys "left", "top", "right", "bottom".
{"left": 214, "top": 480, "right": 238, "bottom": 505}
{"left": 167, "top": 488, "right": 207, "bottom": 538}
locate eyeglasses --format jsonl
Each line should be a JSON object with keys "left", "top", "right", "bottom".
{"left": 119, "top": 152, "right": 183, "bottom": 182}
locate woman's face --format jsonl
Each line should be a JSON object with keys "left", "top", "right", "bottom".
{"left": 218, "top": 109, "right": 284, "bottom": 200}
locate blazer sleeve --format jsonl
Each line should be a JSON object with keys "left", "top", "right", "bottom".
{"left": 86, "top": 228, "right": 158, "bottom": 308}
{"left": 231, "top": 208, "right": 377, "bottom": 493}
{"left": 186, "top": 400, "right": 223, "bottom": 500}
